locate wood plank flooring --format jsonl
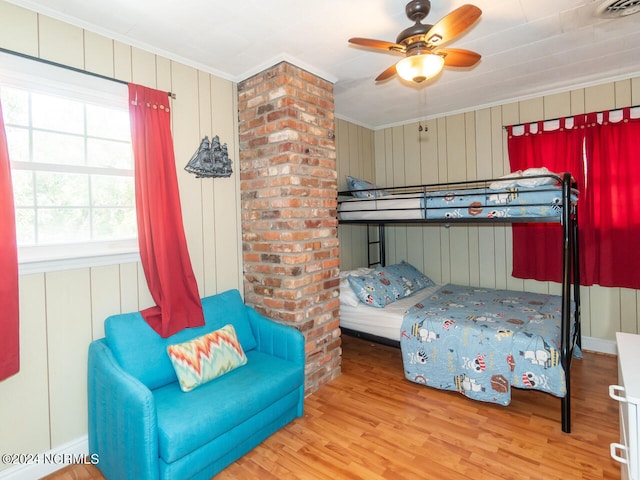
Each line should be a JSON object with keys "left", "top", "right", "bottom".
{"left": 42, "top": 334, "right": 621, "bottom": 479}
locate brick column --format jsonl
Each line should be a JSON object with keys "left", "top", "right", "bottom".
{"left": 237, "top": 62, "right": 340, "bottom": 394}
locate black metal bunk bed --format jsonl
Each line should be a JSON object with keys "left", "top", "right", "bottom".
{"left": 337, "top": 172, "right": 581, "bottom": 433}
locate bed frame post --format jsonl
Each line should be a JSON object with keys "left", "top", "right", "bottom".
{"left": 560, "top": 172, "right": 576, "bottom": 433}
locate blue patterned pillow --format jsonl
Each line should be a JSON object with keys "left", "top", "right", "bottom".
{"left": 377, "top": 261, "right": 434, "bottom": 297}
{"left": 348, "top": 270, "right": 406, "bottom": 308}
{"left": 346, "top": 176, "right": 388, "bottom": 198}
{"left": 347, "top": 261, "right": 435, "bottom": 307}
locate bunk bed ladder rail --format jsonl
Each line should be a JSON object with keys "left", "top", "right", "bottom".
{"left": 367, "top": 224, "right": 386, "bottom": 267}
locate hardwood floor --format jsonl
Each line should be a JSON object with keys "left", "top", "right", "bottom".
{"left": 42, "top": 334, "right": 620, "bottom": 479}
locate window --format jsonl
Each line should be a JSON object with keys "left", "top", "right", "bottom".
{"left": 0, "top": 52, "right": 137, "bottom": 273}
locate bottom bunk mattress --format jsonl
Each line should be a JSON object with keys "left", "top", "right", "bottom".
{"left": 400, "top": 284, "right": 575, "bottom": 405}
{"left": 340, "top": 283, "right": 442, "bottom": 341}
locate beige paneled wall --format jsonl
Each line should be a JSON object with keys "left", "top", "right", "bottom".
{"left": 336, "top": 118, "right": 375, "bottom": 268}
{"left": 0, "top": 0, "right": 242, "bottom": 470}
{"left": 336, "top": 76, "right": 640, "bottom": 346}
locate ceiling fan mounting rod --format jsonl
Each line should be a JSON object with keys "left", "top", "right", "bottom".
{"left": 397, "top": 0, "right": 434, "bottom": 44}
{"left": 406, "top": 0, "right": 432, "bottom": 22}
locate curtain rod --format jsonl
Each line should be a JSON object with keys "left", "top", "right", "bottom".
{"left": 502, "top": 104, "right": 640, "bottom": 130}
{"left": 0, "top": 47, "right": 176, "bottom": 99}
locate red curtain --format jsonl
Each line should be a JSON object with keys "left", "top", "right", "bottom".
{"left": 0, "top": 98, "right": 20, "bottom": 381}
{"left": 508, "top": 109, "right": 640, "bottom": 289}
{"left": 507, "top": 119, "right": 585, "bottom": 283}
{"left": 128, "top": 84, "right": 203, "bottom": 338}
{"left": 583, "top": 108, "right": 640, "bottom": 289}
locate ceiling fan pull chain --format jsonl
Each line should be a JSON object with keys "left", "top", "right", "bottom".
{"left": 419, "top": 87, "right": 428, "bottom": 133}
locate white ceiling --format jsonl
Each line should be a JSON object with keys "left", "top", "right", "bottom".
{"left": 6, "top": 0, "right": 640, "bottom": 129}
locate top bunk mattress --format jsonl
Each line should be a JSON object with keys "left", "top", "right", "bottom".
{"left": 338, "top": 173, "right": 577, "bottom": 223}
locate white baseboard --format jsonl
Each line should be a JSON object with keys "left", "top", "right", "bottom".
{"left": 0, "top": 436, "right": 90, "bottom": 480}
{"left": 582, "top": 335, "right": 617, "bottom": 355}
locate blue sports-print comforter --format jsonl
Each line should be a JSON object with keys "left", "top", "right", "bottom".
{"left": 423, "top": 185, "right": 574, "bottom": 220}
{"left": 400, "top": 284, "right": 577, "bottom": 405}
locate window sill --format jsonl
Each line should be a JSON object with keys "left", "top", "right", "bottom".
{"left": 19, "top": 251, "right": 141, "bottom": 275}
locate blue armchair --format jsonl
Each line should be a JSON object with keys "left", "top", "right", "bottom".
{"left": 88, "top": 289, "right": 305, "bottom": 479}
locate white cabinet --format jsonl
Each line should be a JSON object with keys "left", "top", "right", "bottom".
{"left": 610, "top": 332, "right": 640, "bottom": 480}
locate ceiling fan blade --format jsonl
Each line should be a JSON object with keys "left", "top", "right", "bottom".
{"left": 375, "top": 63, "right": 398, "bottom": 82}
{"left": 438, "top": 48, "right": 481, "bottom": 67}
{"left": 349, "top": 37, "right": 405, "bottom": 54}
{"left": 423, "top": 4, "right": 482, "bottom": 47}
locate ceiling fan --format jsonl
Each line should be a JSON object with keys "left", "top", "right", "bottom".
{"left": 349, "top": 0, "right": 482, "bottom": 83}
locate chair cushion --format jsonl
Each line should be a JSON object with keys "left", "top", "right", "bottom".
{"left": 154, "top": 350, "right": 304, "bottom": 463}
{"left": 200, "top": 290, "right": 257, "bottom": 352}
{"left": 106, "top": 289, "right": 257, "bottom": 390}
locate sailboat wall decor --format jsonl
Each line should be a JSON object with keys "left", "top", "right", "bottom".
{"left": 184, "top": 135, "right": 233, "bottom": 178}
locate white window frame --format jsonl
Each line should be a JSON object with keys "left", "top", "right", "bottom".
{"left": 0, "top": 51, "right": 139, "bottom": 274}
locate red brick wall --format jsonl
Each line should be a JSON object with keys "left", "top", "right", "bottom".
{"left": 237, "top": 62, "right": 340, "bottom": 394}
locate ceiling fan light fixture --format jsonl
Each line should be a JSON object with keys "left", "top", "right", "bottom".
{"left": 396, "top": 53, "right": 445, "bottom": 83}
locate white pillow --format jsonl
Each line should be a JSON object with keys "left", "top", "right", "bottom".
{"left": 489, "top": 167, "right": 558, "bottom": 189}
{"left": 339, "top": 267, "right": 374, "bottom": 278}
{"left": 339, "top": 268, "right": 374, "bottom": 307}
{"left": 517, "top": 167, "right": 558, "bottom": 187}
{"left": 339, "top": 277, "right": 361, "bottom": 307}
{"left": 489, "top": 171, "right": 522, "bottom": 190}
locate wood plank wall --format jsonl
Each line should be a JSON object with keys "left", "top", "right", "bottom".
{"left": 0, "top": 0, "right": 243, "bottom": 471}
{"left": 336, "top": 76, "right": 640, "bottom": 348}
